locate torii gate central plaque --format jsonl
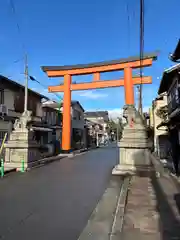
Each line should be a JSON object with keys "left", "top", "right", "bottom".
{"left": 42, "top": 53, "right": 157, "bottom": 152}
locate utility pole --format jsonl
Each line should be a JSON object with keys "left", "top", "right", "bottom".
{"left": 137, "top": 86, "right": 141, "bottom": 112}
{"left": 139, "top": 85, "right": 143, "bottom": 115}
{"left": 116, "top": 119, "right": 119, "bottom": 143}
{"left": 24, "top": 54, "right": 28, "bottom": 112}
{"left": 139, "top": 0, "right": 144, "bottom": 116}
{"left": 96, "top": 131, "right": 99, "bottom": 147}
{"left": 116, "top": 125, "right": 118, "bottom": 142}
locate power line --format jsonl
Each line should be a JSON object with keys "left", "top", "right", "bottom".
{"left": 0, "top": 58, "right": 23, "bottom": 74}
{"left": 138, "top": 0, "right": 145, "bottom": 115}
{"left": 8, "top": 1, "right": 63, "bottom": 103}
{"left": 29, "top": 76, "right": 63, "bottom": 101}
{"left": 9, "top": 0, "right": 26, "bottom": 54}
{"left": 126, "top": 1, "right": 131, "bottom": 51}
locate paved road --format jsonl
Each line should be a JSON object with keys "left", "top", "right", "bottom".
{"left": 0, "top": 145, "right": 118, "bottom": 240}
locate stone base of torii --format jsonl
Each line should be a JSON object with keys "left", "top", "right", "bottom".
{"left": 112, "top": 105, "right": 151, "bottom": 175}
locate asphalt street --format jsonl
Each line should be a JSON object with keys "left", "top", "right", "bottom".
{"left": 0, "top": 144, "right": 118, "bottom": 240}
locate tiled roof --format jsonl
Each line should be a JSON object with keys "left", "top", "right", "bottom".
{"left": 84, "top": 111, "right": 109, "bottom": 118}
{"left": 0, "top": 75, "right": 49, "bottom": 100}
{"left": 170, "top": 39, "right": 180, "bottom": 62}
{"left": 158, "top": 64, "right": 180, "bottom": 94}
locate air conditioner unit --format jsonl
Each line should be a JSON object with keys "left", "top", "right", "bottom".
{"left": 0, "top": 104, "right": 8, "bottom": 116}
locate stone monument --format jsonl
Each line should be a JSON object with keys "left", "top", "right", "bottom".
{"left": 112, "top": 105, "right": 151, "bottom": 175}
{"left": 4, "top": 110, "right": 41, "bottom": 170}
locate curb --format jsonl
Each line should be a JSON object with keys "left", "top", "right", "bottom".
{"left": 0, "top": 167, "right": 16, "bottom": 178}
{"left": 149, "top": 152, "right": 167, "bottom": 177}
{"left": 110, "top": 176, "right": 131, "bottom": 240}
{"left": 27, "top": 155, "right": 66, "bottom": 171}
{"left": 78, "top": 175, "right": 123, "bottom": 240}
{"left": 27, "top": 147, "right": 93, "bottom": 170}
{"left": 78, "top": 175, "right": 131, "bottom": 240}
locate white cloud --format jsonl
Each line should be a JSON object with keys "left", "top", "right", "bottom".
{"left": 143, "top": 105, "right": 151, "bottom": 113}
{"left": 78, "top": 90, "right": 108, "bottom": 99}
{"left": 108, "top": 108, "right": 123, "bottom": 121}
{"left": 108, "top": 105, "right": 151, "bottom": 122}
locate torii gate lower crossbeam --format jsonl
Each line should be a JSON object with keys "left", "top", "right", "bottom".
{"left": 42, "top": 53, "right": 157, "bottom": 152}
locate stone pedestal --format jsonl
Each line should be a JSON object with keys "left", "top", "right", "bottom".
{"left": 4, "top": 111, "right": 41, "bottom": 170}
{"left": 112, "top": 105, "right": 151, "bottom": 175}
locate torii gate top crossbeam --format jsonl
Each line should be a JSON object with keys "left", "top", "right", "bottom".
{"left": 41, "top": 52, "right": 157, "bottom": 77}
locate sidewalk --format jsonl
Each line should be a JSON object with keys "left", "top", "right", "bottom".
{"left": 122, "top": 159, "right": 180, "bottom": 239}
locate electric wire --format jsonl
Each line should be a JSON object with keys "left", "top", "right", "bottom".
{"left": 9, "top": 0, "right": 26, "bottom": 54}
{"left": 8, "top": 1, "right": 62, "bottom": 103}
{"left": 126, "top": 0, "right": 131, "bottom": 51}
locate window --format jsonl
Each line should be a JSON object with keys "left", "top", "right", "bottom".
{"left": 73, "top": 110, "right": 81, "bottom": 120}
{"left": 42, "top": 111, "right": 47, "bottom": 122}
{"left": 0, "top": 90, "right": 4, "bottom": 104}
{"left": 77, "top": 112, "right": 81, "bottom": 120}
{"left": 48, "top": 112, "right": 51, "bottom": 125}
{"left": 14, "top": 91, "right": 24, "bottom": 113}
{"left": 168, "top": 79, "right": 180, "bottom": 113}
{"left": 51, "top": 112, "right": 55, "bottom": 125}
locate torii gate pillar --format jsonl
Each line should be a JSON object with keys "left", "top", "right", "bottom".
{"left": 124, "top": 67, "right": 134, "bottom": 105}
{"left": 62, "top": 74, "right": 72, "bottom": 151}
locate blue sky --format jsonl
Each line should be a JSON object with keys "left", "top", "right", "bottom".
{"left": 0, "top": 0, "right": 179, "bottom": 117}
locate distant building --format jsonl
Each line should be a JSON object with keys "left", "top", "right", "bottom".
{"left": 84, "top": 111, "right": 109, "bottom": 123}
{"left": 84, "top": 111, "right": 109, "bottom": 144}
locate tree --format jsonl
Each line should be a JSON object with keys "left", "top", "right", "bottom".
{"left": 156, "top": 105, "right": 168, "bottom": 121}
{"left": 108, "top": 117, "right": 124, "bottom": 140}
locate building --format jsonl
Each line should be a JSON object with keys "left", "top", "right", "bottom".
{"left": 143, "top": 112, "right": 150, "bottom": 126}
{"left": 84, "top": 111, "right": 109, "bottom": 123}
{"left": 84, "top": 111, "right": 109, "bottom": 144}
{"left": 158, "top": 64, "right": 180, "bottom": 165}
{"left": 84, "top": 119, "right": 104, "bottom": 147}
{"left": 60, "top": 100, "right": 86, "bottom": 149}
{"left": 0, "top": 76, "right": 66, "bottom": 159}
{"left": 38, "top": 100, "right": 62, "bottom": 149}
{"left": 0, "top": 75, "right": 49, "bottom": 139}
{"left": 150, "top": 93, "right": 169, "bottom": 158}
{"left": 170, "top": 39, "right": 180, "bottom": 62}
{"left": 0, "top": 75, "right": 59, "bottom": 159}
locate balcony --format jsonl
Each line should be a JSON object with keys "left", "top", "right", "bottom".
{"left": 168, "top": 97, "right": 180, "bottom": 114}
{"left": 8, "top": 109, "right": 42, "bottom": 122}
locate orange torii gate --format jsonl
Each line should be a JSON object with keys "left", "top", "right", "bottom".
{"left": 42, "top": 53, "right": 157, "bottom": 152}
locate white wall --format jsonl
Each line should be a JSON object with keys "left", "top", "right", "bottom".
{"left": 153, "top": 95, "right": 168, "bottom": 155}
{"left": 36, "top": 102, "right": 43, "bottom": 117}
{"left": 4, "top": 89, "right": 15, "bottom": 110}
{"left": 72, "top": 105, "right": 84, "bottom": 129}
